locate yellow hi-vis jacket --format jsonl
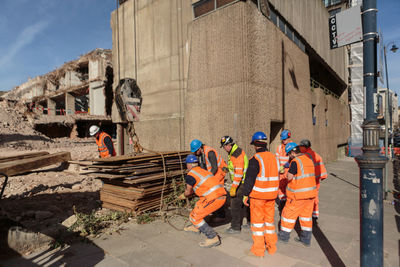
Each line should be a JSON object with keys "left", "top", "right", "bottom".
{"left": 228, "top": 144, "right": 249, "bottom": 189}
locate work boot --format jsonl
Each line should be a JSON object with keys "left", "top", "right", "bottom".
{"left": 225, "top": 227, "right": 241, "bottom": 234}
{"left": 278, "top": 231, "right": 290, "bottom": 243}
{"left": 241, "top": 223, "right": 250, "bottom": 230}
{"left": 294, "top": 237, "right": 311, "bottom": 247}
{"left": 199, "top": 235, "right": 221, "bottom": 248}
{"left": 184, "top": 225, "right": 200, "bottom": 234}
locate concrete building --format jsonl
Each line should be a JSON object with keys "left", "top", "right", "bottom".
{"left": 377, "top": 88, "right": 399, "bottom": 131}
{"left": 111, "top": 0, "right": 350, "bottom": 162}
{"left": 4, "top": 49, "right": 115, "bottom": 138}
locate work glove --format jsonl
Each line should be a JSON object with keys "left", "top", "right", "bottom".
{"left": 178, "top": 193, "right": 186, "bottom": 200}
{"left": 243, "top": 196, "right": 249, "bottom": 206}
{"left": 229, "top": 186, "right": 237, "bottom": 197}
{"left": 222, "top": 167, "right": 229, "bottom": 173}
{"left": 284, "top": 162, "right": 290, "bottom": 168}
{"left": 279, "top": 166, "right": 285, "bottom": 174}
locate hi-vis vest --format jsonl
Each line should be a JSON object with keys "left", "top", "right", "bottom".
{"left": 286, "top": 154, "right": 317, "bottom": 200}
{"left": 228, "top": 144, "right": 249, "bottom": 188}
{"left": 96, "top": 132, "right": 116, "bottom": 158}
{"left": 303, "top": 148, "right": 328, "bottom": 181}
{"left": 203, "top": 146, "right": 226, "bottom": 172}
{"left": 276, "top": 143, "right": 290, "bottom": 167}
{"left": 249, "top": 151, "right": 280, "bottom": 200}
{"left": 188, "top": 166, "right": 226, "bottom": 200}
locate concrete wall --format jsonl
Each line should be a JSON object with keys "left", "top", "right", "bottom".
{"left": 185, "top": 2, "right": 349, "bottom": 162}
{"left": 110, "top": 0, "right": 193, "bottom": 150}
{"left": 269, "top": 0, "right": 347, "bottom": 82}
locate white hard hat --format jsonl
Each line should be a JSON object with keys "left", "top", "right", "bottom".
{"left": 89, "top": 125, "right": 100, "bottom": 136}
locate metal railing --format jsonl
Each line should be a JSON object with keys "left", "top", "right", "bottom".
{"left": 310, "top": 78, "right": 346, "bottom": 104}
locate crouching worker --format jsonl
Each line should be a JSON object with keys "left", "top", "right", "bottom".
{"left": 178, "top": 155, "right": 227, "bottom": 248}
{"left": 242, "top": 131, "right": 279, "bottom": 257}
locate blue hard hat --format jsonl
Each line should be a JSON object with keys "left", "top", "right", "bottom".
{"left": 250, "top": 131, "right": 267, "bottom": 145}
{"left": 190, "top": 139, "right": 203, "bottom": 152}
{"left": 280, "top": 129, "right": 291, "bottom": 140}
{"left": 285, "top": 142, "right": 298, "bottom": 154}
{"left": 185, "top": 154, "right": 199, "bottom": 163}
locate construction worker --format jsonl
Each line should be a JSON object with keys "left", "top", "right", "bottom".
{"left": 190, "top": 139, "right": 227, "bottom": 184}
{"left": 220, "top": 136, "right": 250, "bottom": 234}
{"left": 278, "top": 142, "right": 317, "bottom": 247}
{"left": 89, "top": 125, "right": 116, "bottom": 158}
{"left": 179, "top": 155, "right": 226, "bottom": 248}
{"left": 275, "top": 129, "right": 292, "bottom": 209}
{"left": 241, "top": 131, "right": 279, "bottom": 257}
{"left": 299, "top": 139, "right": 328, "bottom": 220}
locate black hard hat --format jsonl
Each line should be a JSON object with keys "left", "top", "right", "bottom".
{"left": 299, "top": 139, "right": 311, "bottom": 148}
{"left": 220, "top": 136, "right": 234, "bottom": 148}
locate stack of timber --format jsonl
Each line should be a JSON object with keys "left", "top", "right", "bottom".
{"left": 79, "top": 151, "right": 190, "bottom": 214}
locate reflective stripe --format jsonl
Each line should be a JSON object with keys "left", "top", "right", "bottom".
{"left": 282, "top": 217, "right": 296, "bottom": 223}
{"left": 280, "top": 226, "right": 292, "bottom": 232}
{"left": 316, "top": 172, "right": 328, "bottom": 178}
{"left": 264, "top": 230, "right": 275, "bottom": 234}
{"left": 255, "top": 154, "right": 266, "bottom": 178}
{"left": 232, "top": 181, "right": 240, "bottom": 185}
{"left": 313, "top": 211, "right": 319, "bottom": 214}
{"left": 293, "top": 173, "right": 315, "bottom": 180}
{"left": 299, "top": 217, "right": 312, "bottom": 222}
{"left": 252, "top": 231, "right": 264, "bottom": 236}
{"left": 191, "top": 169, "right": 213, "bottom": 192}
{"left": 252, "top": 186, "right": 278, "bottom": 193}
{"left": 287, "top": 186, "right": 317, "bottom": 193}
{"left": 301, "top": 226, "right": 312, "bottom": 231}
{"left": 234, "top": 167, "right": 243, "bottom": 170}
{"left": 264, "top": 222, "right": 274, "bottom": 227}
{"left": 202, "top": 184, "right": 223, "bottom": 197}
{"left": 234, "top": 174, "right": 243, "bottom": 178}
{"left": 251, "top": 223, "right": 264, "bottom": 228}
{"left": 256, "top": 176, "right": 279, "bottom": 182}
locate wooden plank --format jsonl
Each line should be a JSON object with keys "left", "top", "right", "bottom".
{"left": 100, "top": 191, "right": 137, "bottom": 209}
{"left": 0, "top": 152, "right": 71, "bottom": 176}
{"left": 0, "top": 152, "right": 49, "bottom": 163}
{"left": 102, "top": 202, "right": 135, "bottom": 214}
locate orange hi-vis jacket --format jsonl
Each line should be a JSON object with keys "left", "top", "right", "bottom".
{"left": 249, "top": 151, "right": 280, "bottom": 200}
{"left": 96, "top": 132, "right": 116, "bottom": 158}
{"left": 188, "top": 166, "right": 226, "bottom": 200}
{"left": 276, "top": 143, "right": 290, "bottom": 167}
{"left": 286, "top": 154, "right": 317, "bottom": 200}
{"left": 203, "top": 145, "right": 227, "bottom": 172}
{"left": 303, "top": 148, "right": 328, "bottom": 183}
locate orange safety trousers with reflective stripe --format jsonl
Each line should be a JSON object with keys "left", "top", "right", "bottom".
{"left": 190, "top": 196, "right": 226, "bottom": 228}
{"left": 276, "top": 143, "right": 290, "bottom": 200}
{"left": 280, "top": 198, "right": 314, "bottom": 233}
{"left": 303, "top": 148, "right": 327, "bottom": 218}
{"left": 204, "top": 146, "right": 227, "bottom": 184}
{"left": 250, "top": 198, "right": 277, "bottom": 256}
{"left": 95, "top": 132, "right": 116, "bottom": 158}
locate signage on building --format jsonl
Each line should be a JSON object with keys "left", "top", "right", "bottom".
{"left": 329, "top": 6, "right": 362, "bottom": 49}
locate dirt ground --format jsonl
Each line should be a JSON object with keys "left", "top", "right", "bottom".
{"left": 0, "top": 100, "right": 109, "bottom": 256}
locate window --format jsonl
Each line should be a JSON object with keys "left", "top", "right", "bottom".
{"left": 270, "top": 9, "right": 277, "bottom": 25}
{"left": 312, "top": 104, "right": 316, "bottom": 125}
{"left": 278, "top": 17, "right": 285, "bottom": 33}
{"left": 325, "top": 108, "right": 328, "bottom": 126}
{"left": 329, "top": 8, "right": 341, "bottom": 17}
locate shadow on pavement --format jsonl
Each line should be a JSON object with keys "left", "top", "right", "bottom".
{"left": 329, "top": 172, "right": 359, "bottom": 188}
{"left": 312, "top": 222, "right": 346, "bottom": 267}
{"left": 392, "top": 157, "right": 400, "bottom": 263}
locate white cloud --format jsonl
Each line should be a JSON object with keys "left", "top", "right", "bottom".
{"left": 0, "top": 20, "right": 50, "bottom": 67}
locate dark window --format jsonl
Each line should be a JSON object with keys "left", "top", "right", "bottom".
{"left": 312, "top": 104, "right": 316, "bottom": 125}
{"left": 286, "top": 26, "right": 294, "bottom": 41}
{"left": 278, "top": 17, "right": 285, "bottom": 33}
{"left": 270, "top": 9, "right": 277, "bottom": 25}
{"left": 217, "top": 0, "right": 236, "bottom": 8}
{"left": 193, "top": 0, "right": 215, "bottom": 18}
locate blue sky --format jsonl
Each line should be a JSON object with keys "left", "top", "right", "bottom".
{"left": 0, "top": 0, "right": 399, "bottom": 96}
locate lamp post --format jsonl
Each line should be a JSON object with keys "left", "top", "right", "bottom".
{"left": 355, "top": 0, "right": 388, "bottom": 266}
{"left": 383, "top": 42, "right": 398, "bottom": 200}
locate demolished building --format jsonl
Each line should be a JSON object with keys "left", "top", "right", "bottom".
{"left": 3, "top": 49, "right": 115, "bottom": 138}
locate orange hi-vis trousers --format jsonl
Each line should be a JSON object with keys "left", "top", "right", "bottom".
{"left": 190, "top": 196, "right": 226, "bottom": 227}
{"left": 250, "top": 198, "right": 277, "bottom": 257}
{"left": 280, "top": 198, "right": 314, "bottom": 233}
{"left": 313, "top": 183, "right": 321, "bottom": 218}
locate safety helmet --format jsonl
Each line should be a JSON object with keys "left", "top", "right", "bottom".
{"left": 190, "top": 139, "right": 203, "bottom": 153}
{"left": 185, "top": 154, "right": 199, "bottom": 163}
{"left": 220, "top": 136, "right": 234, "bottom": 148}
{"left": 285, "top": 142, "right": 298, "bottom": 154}
{"left": 280, "top": 129, "right": 291, "bottom": 140}
{"left": 250, "top": 131, "right": 267, "bottom": 145}
{"left": 89, "top": 125, "right": 100, "bottom": 136}
{"left": 299, "top": 139, "right": 311, "bottom": 148}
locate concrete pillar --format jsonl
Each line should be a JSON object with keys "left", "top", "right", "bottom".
{"left": 47, "top": 99, "right": 56, "bottom": 115}
{"left": 65, "top": 93, "right": 75, "bottom": 115}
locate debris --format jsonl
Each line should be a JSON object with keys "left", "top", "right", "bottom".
{"left": 61, "top": 215, "right": 77, "bottom": 228}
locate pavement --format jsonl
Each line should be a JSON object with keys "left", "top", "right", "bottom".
{"left": 1, "top": 157, "right": 399, "bottom": 267}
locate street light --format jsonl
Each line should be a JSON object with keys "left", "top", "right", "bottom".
{"left": 383, "top": 41, "right": 398, "bottom": 200}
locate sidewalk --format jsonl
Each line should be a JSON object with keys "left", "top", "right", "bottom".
{"left": 2, "top": 157, "right": 399, "bottom": 266}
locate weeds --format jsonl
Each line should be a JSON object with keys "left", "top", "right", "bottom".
{"left": 136, "top": 212, "right": 155, "bottom": 224}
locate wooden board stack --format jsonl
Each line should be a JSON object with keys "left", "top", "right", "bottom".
{"left": 79, "top": 151, "right": 190, "bottom": 215}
